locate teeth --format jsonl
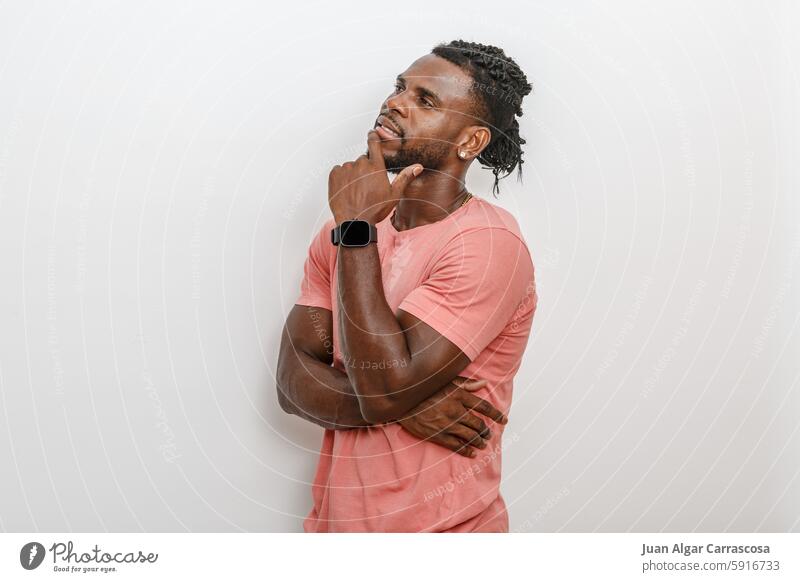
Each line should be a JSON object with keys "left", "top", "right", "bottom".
{"left": 380, "top": 122, "right": 398, "bottom": 137}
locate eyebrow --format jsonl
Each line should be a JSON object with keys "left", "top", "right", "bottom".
{"left": 396, "top": 75, "right": 442, "bottom": 106}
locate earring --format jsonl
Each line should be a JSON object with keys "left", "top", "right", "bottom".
{"left": 459, "top": 151, "right": 466, "bottom": 159}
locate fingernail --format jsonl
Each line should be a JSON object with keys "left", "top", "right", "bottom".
{"left": 413, "top": 166, "right": 422, "bottom": 176}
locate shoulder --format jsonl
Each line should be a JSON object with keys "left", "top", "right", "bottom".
{"left": 469, "top": 196, "right": 525, "bottom": 232}
{"left": 445, "top": 197, "right": 532, "bottom": 261}
{"left": 312, "top": 217, "right": 336, "bottom": 244}
{"left": 305, "top": 218, "right": 338, "bottom": 261}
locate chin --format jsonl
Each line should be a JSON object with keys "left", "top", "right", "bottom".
{"left": 382, "top": 157, "right": 406, "bottom": 174}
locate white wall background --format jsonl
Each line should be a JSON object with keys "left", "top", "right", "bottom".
{"left": 0, "top": 0, "right": 798, "bottom": 532}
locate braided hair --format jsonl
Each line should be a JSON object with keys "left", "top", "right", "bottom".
{"left": 431, "top": 40, "right": 532, "bottom": 196}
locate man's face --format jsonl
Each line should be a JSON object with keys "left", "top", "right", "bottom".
{"left": 373, "top": 54, "right": 480, "bottom": 174}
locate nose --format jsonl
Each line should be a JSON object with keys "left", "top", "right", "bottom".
{"left": 385, "top": 91, "right": 410, "bottom": 119}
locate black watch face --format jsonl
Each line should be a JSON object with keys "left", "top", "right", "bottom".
{"left": 340, "top": 220, "right": 371, "bottom": 246}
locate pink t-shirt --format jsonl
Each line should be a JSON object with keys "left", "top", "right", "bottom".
{"left": 295, "top": 194, "right": 537, "bottom": 532}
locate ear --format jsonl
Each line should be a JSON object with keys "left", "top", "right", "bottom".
{"left": 455, "top": 125, "right": 492, "bottom": 161}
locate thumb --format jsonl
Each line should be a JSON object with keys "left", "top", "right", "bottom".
{"left": 452, "top": 377, "right": 488, "bottom": 392}
{"left": 391, "top": 164, "right": 423, "bottom": 195}
{"left": 462, "top": 379, "right": 488, "bottom": 392}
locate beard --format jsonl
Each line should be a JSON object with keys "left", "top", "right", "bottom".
{"left": 378, "top": 139, "right": 452, "bottom": 175}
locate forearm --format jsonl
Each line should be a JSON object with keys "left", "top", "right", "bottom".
{"left": 337, "top": 243, "right": 411, "bottom": 382}
{"left": 277, "top": 349, "right": 372, "bottom": 431}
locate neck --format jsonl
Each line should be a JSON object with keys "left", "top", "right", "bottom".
{"left": 392, "top": 169, "right": 469, "bottom": 231}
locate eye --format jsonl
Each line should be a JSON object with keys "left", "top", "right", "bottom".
{"left": 420, "top": 97, "right": 434, "bottom": 108}
{"left": 393, "top": 82, "right": 404, "bottom": 93}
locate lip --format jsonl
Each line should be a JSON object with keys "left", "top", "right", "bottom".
{"left": 375, "top": 115, "right": 403, "bottom": 139}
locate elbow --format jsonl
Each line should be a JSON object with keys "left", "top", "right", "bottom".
{"left": 353, "top": 372, "right": 407, "bottom": 424}
{"left": 276, "top": 383, "right": 294, "bottom": 415}
{"left": 356, "top": 382, "right": 403, "bottom": 424}
{"left": 275, "top": 362, "right": 295, "bottom": 415}
{"left": 275, "top": 354, "right": 297, "bottom": 414}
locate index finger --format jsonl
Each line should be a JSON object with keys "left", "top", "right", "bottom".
{"left": 367, "top": 130, "right": 385, "bottom": 167}
{"left": 460, "top": 392, "right": 508, "bottom": 425}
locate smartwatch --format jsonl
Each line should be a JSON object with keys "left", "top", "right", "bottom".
{"left": 331, "top": 220, "right": 378, "bottom": 247}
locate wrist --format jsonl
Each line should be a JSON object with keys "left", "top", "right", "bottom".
{"left": 333, "top": 214, "right": 378, "bottom": 225}
{"left": 332, "top": 213, "right": 353, "bottom": 224}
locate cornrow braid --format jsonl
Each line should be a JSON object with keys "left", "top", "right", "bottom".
{"left": 431, "top": 40, "right": 532, "bottom": 196}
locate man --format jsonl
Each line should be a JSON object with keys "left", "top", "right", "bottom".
{"left": 276, "top": 40, "right": 537, "bottom": 532}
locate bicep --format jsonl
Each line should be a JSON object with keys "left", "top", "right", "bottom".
{"left": 280, "top": 304, "right": 334, "bottom": 366}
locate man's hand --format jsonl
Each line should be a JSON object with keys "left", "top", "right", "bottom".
{"left": 328, "top": 130, "right": 423, "bottom": 224}
{"left": 396, "top": 376, "right": 508, "bottom": 458}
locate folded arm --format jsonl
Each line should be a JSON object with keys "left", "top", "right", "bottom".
{"left": 276, "top": 303, "right": 505, "bottom": 456}
{"left": 276, "top": 304, "right": 371, "bottom": 430}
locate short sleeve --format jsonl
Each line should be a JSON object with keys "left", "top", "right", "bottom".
{"left": 295, "top": 219, "right": 336, "bottom": 311}
{"left": 398, "top": 228, "right": 534, "bottom": 361}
